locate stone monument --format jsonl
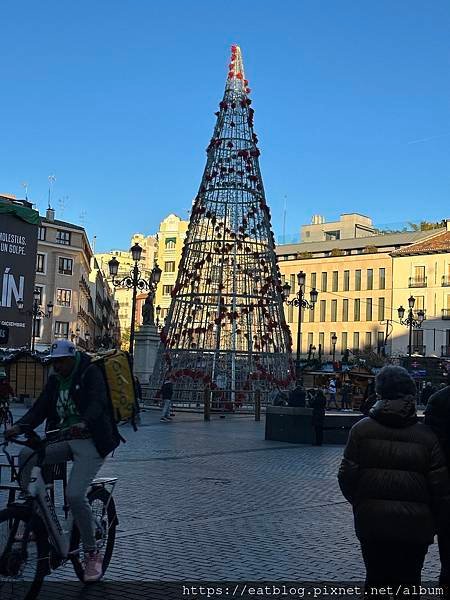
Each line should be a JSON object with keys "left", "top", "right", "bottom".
{"left": 133, "top": 291, "right": 160, "bottom": 400}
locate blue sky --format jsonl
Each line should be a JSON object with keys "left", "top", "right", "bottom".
{"left": 1, "top": 1, "right": 450, "bottom": 251}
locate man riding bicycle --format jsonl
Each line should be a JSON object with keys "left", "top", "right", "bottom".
{"left": 5, "top": 339, "right": 121, "bottom": 583}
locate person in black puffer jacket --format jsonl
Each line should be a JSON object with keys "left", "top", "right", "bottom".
{"left": 338, "top": 365, "right": 450, "bottom": 587}
{"left": 424, "top": 374, "right": 450, "bottom": 585}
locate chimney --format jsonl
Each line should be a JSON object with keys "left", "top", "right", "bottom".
{"left": 46, "top": 207, "right": 55, "bottom": 222}
{"left": 446, "top": 219, "right": 450, "bottom": 232}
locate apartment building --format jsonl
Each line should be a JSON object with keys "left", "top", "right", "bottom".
{"left": 155, "top": 214, "right": 189, "bottom": 322}
{"left": 301, "top": 213, "right": 376, "bottom": 243}
{"left": 89, "top": 257, "right": 119, "bottom": 349}
{"left": 276, "top": 228, "right": 442, "bottom": 359}
{"left": 390, "top": 222, "right": 450, "bottom": 358}
{"left": 35, "top": 207, "right": 94, "bottom": 350}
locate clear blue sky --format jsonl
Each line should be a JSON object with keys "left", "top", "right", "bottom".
{"left": 1, "top": 1, "right": 450, "bottom": 251}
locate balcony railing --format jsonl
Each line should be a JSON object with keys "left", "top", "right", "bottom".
{"left": 442, "top": 346, "right": 450, "bottom": 358}
{"left": 408, "top": 277, "right": 427, "bottom": 288}
{"left": 442, "top": 276, "right": 450, "bottom": 287}
{"left": 408, "top": 345, "right": 426, "bottom": 356}
{"left": 442, "top": 309, "right": 450, "bottom": 320}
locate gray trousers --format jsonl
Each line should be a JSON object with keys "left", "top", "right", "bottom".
{"left": 19, "top": 438, "right": 103, "bottom": 552}
{"left": 161, "top": 398, "right": 172, "bottom": 418}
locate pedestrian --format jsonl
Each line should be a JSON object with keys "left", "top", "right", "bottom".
{"left": 134, "top": 376, "right": 142, "bottom": 424}
{"left": 269, "top": 386, "right": 287, "bottom": 407}
{"left": 338, "top": 365, "right": 450, "bottom": 588}
{"left": 340, "top": 382, "right": 352, "bottom": 410}
{"left": 424, "top": 373, "right": 450, "bottom": 586}
{"left": 160, "top": 377, "right": 174, "bottom": 422}
{"left": 311, "top": 388, "right": 327, "bottom": 446}
{"left": 288, "top": 380, "right": 306, "bottom": 407}
{"left": 327, "top": 378, "right": 338, "bottom": 409}
{"left": 421, "top": 381, "right": 436, "bottom": 407}
{"left": 0, "top": 368, "right": 14, "bottom": 404}
{"left": 5, "top": 339, "right": 121, "bottom": 582}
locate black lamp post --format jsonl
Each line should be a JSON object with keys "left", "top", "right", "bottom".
{"left": 397, "top": 295, "right": 425, "bottom": 357}
{"left": 155, "top": 304, "right": 162, "bottom": 330}
{"left": 17, "top": 290, "right": 53, "bottom": 352}
{"left": 331, "top": 333, "right": 337, "bottom": 362}
{"left": 108, "top": 245, "right": 162, "bottom": 356}
{"left": 283, "top": 271, "right": 319, "bottom": 379}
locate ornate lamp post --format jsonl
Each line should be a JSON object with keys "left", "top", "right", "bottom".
{"left": 155, "top": 305, "right": 162, "bottom": 330}
{"left": 17, "top": 290, "right": 53, "bottom": 352}
{"left": 331, "top": 333, "right": 337, "bottom": 362}
{"left": 283, "top": 271, "right": 319, "bottom": 378}
{"left": 397, "top": 295, "right": 425, "bottom": 357}
{"left": 108, "top": 244, "right": 162, "bottom": 356}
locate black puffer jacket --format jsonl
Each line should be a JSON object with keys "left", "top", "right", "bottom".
{"left": 16, "top": 353, "right": 121, "bottom": 458}
{"left": 338, "top": 394, "right": 450, "bottom": 544}
{"left": 424, "top": 386, "right": 450, "bottom": 465}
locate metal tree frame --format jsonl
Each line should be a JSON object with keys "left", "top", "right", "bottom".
{"left": 152, "top": 45, "right": 294, "bottom": 406}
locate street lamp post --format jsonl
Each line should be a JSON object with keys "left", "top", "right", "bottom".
{"left": 397, "top": 295, "right": 425, "bottom": 357}
{"left": 155, "top": 305, "right": 162, "bottom": 330}
{"left": 17, "top": 290, "right": 54, "bottom": 352}
{"left": 108, "top": 244, "right": 162, "bottom": 356}
{"left": 283, "top": 271, "right": 319, "bottom": 379}
{"left": 331, "top": 333, "right": 337, "bottom": 362}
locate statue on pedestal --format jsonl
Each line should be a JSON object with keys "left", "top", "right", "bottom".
{"left": 142, "top": 291, "right": 155, "bottom": 326}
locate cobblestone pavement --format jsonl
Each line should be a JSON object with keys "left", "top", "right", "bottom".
{"left": 1, "top": 405, "right": 442, "bottom": 593}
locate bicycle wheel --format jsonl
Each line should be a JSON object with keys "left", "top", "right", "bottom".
{"left": 70, "top": 487, "right": 117, "bottom": 581}
{"left": 0, "top": 506, "right": 48, "bottom": 600}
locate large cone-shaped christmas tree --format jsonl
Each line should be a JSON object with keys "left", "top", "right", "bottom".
{"left": 152, "top": 45, "right": 294, "bottom": 406}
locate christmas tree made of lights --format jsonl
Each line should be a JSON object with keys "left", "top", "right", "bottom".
{"left": 152, "top": 45, "right": 294, "bottom": 405}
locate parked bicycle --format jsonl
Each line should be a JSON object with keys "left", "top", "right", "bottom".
{"left": 0, "top": 401, "right": 13, "bottom": 434}
{"left": 0, "top": 427, "right": 118, "bottom": 600}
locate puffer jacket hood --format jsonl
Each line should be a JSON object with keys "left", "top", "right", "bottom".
{"left": 369, "top": 394, "right": 417, "bottom": 428}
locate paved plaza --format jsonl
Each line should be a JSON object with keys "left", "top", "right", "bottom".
{"left": 1, "top": 406, "right": 443, "bottom": 597}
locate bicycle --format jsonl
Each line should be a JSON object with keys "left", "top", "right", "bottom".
{"left": 0, "top": 401, "right": 13, "bottom": 433}
{"left": 0, "top": 427, "right": 118, "bottom": 600}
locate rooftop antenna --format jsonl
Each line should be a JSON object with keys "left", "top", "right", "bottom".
{"left": 92, "top": 235, "right": 97, "bottom": 254}
{"left": 282, "top": 195, "right": 287, "bottom": 243}
{"left": 47, "top": 175, "right": 56, "bottom": 208}
{"left": 22, "top": 182, "right": 29, "bottom": 200}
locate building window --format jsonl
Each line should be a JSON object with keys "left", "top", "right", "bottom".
{"left": 353, "top": 332, "right": 360, "bottom": 352}
{"left": 332, "top": 271, "right": 338, "bottom": 292}
{"left": 354, "top": 299, "right": 361, "bottom": 321}
{"left": 321, "top": 272, "right": 327, "bottom": 292}
{"left": 287, "top": 304, "right": 293, "bottom": 324}
{"left": 309, "top": 305, "right": 315, "bottom": 323}
{"left": 365, "top": 332, "right": 372, "bottom": 351}
{"left": 341, "top": 332, "right": 348, "bottom": 353}
{"left": 342, "top": 299, "right": 349, "bottom": 322}
{"left": 38, "top": 226, "right": 46, "bottom": 241}
{"left": 414, "top": 266, "right": 426, "bottom": 284}
{"left": 366, "top": 298, "right": 373, "bottom": 321}
{"left": 343, "top": 270, "right": 350, "bottom": 291}
{"left": 165, "top": 238, "right": 176, "bottom": 249}
{"left": 331, "top": 300, "right": 337, "bottom": 322}
{"left": 54, "top": 321, "right": 69, "bottom": 339}
{"left": 377, "top": 331, "right": 385, "bottom": 353}
{"left": 379, "top": 268, "right": 386, "bottom": 290}
{"left": 355, "top": 270, "right": 361, "bottom": 291}
{"left": 56, "top": 289, "right": 72, "bottom": 307}
{"left": 319, "top": 332, "right": 325, "bottom": 353}
{"left": 290, "top": 274, "right": 296, "bottom": 294}
{"left": 34, "top": 286, "right": 43, "bottom": 305}
{"left": 320, "top": 300, "right": 326, "bottom": 322}
{"left": 165, "top": 261, "right": 176, "bottom": 273}
{"left": 58, "top": 257, "right": 73, "bottom": 275}
{"left": 162, "top": 285, "right": 173, "bottom": 296}
{"left": 367, "top": 269, "right": 373, "bottom": 290}
{"left": 307, "top": 332, "right": 313, "bottom": 352}
{"left": 310, "top": 272, "right": 317, "bottom": 289}
{"left": 33, "top": 318, "right": 42, "bottom": 338}
{"left": 378, "top": 297, "right": 385, "bottom": 321}
{"left": 56, "top": 230, "right": 71, "bottom": 245}
{"left": 36, "top": 253, "right": 46, "bottom": 273}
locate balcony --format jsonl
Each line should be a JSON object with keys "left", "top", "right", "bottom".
{"left": 442, "top": 276, "right": 450, "bottom": 287}
{"left": 442, "top": 346, "right": 450, "bottom": 358}
{"left": 408, "top": 277, "right": 427, "bottom": 288}
{"left": 408, "top": 345, "right": 426, "bottom": 356}
{"left": 442, "top": 309, "right": 450, "bottom": 320}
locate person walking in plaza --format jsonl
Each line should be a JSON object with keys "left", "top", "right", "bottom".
{"left": 327, "top": 378, "right": 338, "bottom": 410}
{"left": 421, "top": 381, "right": 436, "bottom": 408}
{"left": 160, "top": 376, "right": 174, "bottom": 422}
{"left": 424, "top": 373, "right": 450, "bottom": 586}
{"left": 338, "top": 365, "right": 450, "bottom": 588}
{"left": 288, "top": 380, "right": 306, "bottom": 407}
{"left": 340, "top": 382, "right": 352, "bottom": 410}
{"left": 5, "top": 339, "right": 121, "bottom": 583}
{"left": 311, "top": 387, "right": 327, "bottom": 446}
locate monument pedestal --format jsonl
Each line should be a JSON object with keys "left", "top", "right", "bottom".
{"left": 133, "top": 324, "right": 160, "bottom": 401}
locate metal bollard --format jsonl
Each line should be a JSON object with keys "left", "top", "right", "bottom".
{"left": 255, "top": 389, "right": 261, "bottom": 421}
{"left": 204, "top": 387, "right": 211, "bottom": 421}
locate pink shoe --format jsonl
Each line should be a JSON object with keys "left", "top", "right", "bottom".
{"left": 84, "top": 551, "right": 103, "bottom": 583}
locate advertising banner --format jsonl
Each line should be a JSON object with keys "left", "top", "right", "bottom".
{"left": 0, "top": 199, "right": 39, "bottom": 348}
